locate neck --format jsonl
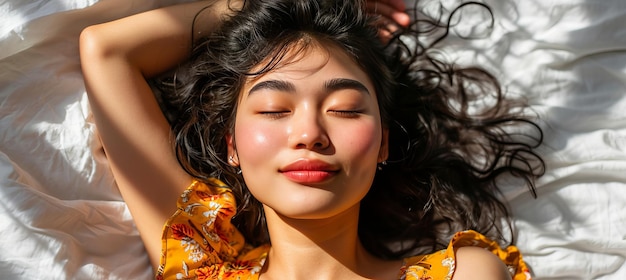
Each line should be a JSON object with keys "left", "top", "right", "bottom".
{"left": 260, "top": 204, "right": 400, "bottom": 280}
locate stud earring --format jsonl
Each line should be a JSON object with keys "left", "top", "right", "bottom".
{"left": 229, "top": 156, "right": 241, "bottom": 174}
{"left": 377, "top": 160, "right": 387, "bottom": 171}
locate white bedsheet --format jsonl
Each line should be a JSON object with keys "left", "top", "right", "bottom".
{"left": 1, "top": 0, "right": 625, "bottom": 279}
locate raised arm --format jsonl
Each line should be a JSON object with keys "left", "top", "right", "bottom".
{"left": 79, "top": 0, "right": 240, "bottom": 269}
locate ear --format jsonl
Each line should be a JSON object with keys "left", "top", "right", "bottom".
{"left": 378, "top": 128, "right": 389, "bottom": 163}
{"left": 225, "top": 133, "right": 239, "bottom": 166}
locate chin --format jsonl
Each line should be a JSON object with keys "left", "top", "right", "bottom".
{"left": 265, "top": 197, "right": 362, "bottom": 221}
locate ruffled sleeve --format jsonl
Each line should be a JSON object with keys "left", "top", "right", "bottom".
{"left": 401, "top": 230, "right": 532, "bottom": 280}
{"left": 156, "top": 179, "right": 268, "bottom": 280}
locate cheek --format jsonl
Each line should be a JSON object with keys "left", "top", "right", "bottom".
{"left": 234, "top": 121, "right": 282, "bottom": 164}
{"left": 336, "top": 121, "right": 381, "bottom": 157}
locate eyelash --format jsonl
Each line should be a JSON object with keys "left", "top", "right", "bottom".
{"left": 329, "top": 110, "right": 361, "bottom": 118}
{"left": 259, "top": 111, "right": 290, "bottom": 119}
{"left": 258, "top": 110, "right": 362, "bottom": 119}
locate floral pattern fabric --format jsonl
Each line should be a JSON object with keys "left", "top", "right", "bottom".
{"left": 156, "top": 180, "right": 531, "bottom": 280}
{"left": 400, "top": 230, "right": 532, "bottom": 280}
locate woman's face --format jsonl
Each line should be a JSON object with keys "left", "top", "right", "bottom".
{"left": 228, "top": 43, "right": 388, "bottom": 220}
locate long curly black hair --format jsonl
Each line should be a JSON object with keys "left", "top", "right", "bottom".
{"left": 156, "top": 0, "right": 545, "bottom": 259}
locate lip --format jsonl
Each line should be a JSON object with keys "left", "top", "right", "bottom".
{"left": 279, "top": 159, "right": 339, "bottom": 184}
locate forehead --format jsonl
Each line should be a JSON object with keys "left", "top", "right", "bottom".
{"left": 243, "top": 40, "right": 374, "bottom": 92}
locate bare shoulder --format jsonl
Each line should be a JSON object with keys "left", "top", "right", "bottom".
{"left": 452, "top": 246, "right": 511, "bottom": 280}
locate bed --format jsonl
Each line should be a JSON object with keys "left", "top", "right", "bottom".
{"left": 1, "top": 0, "right": 625, "bottom": 279}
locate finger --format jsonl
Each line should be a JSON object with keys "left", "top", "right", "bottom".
{"left": 372, "top": 15, "right": 400, "bottom": 44}
{"left": 391, "top": 10, "right": 410, "bottom": 27}
{"left": 365, "top": 1, "right": 411, "bottom": 27}
{"left": 378, "top": 29, "right": 393, "bottom": 44}
{"left": 383, "top": 0, "right": 411, "bottom": 27}
{"left": 378, "top": 15, "right": 400, "bottom": 34}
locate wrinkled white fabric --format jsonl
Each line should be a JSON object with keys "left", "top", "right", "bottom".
{"left": 426, "top": 1, "right": 626, "bottom": 279}
{"left": 1, "top": 0, "right": 625, "bottom": 279}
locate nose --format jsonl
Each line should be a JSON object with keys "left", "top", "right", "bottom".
{"left": 287, "top": 109, "right": 330, "bottom": 150}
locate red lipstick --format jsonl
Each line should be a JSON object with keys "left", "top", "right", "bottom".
{"left": 279, "top": 159, "right": 339, "bottom": 184}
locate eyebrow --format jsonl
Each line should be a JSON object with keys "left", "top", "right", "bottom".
{"left": 324, "top": 78, "right": 371, "bottom": 95}
{"left": 248, "top": 80, "right": 296, "bottom": 95}
{"left": 248, "top": 78, "right": 370, "bottom": 96}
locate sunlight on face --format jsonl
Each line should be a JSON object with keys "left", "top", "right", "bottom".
{"left": 229, "top": 41, "right": 388, "bottom": 220}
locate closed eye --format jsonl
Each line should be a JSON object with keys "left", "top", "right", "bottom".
{"left": 259, "top": 111, "right": 291, "bottom": 119}
{"left": 328, "top": 110, "right": 361, "bottom": 118}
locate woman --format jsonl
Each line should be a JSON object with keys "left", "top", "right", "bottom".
{"left": 80, "top": 0, "right": 542, "bottom": 279}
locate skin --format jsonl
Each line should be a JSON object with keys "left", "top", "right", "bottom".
{"left": 79, "top": 0, "right": 511, "bottom": 279}
{"left": 228, "top": 42, "right": 396, "bottom": 279}
{"left": 231, "top": 43, "right": 388, "bottom": 220}
{"left": 79, "top": 1, "right": 233, "bottom": 267}
{"left": 365, "top": 0, "right": 411, "bottom": 41}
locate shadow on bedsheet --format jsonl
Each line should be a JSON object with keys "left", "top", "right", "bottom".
{"left": 470, "top": 1, "right": 626, "bottom": 279}
{"left": 0, "top": 1, "right": 199, "bottom": 278}
{"left": 419, "top": 0, "right": 626, "bottom": 278}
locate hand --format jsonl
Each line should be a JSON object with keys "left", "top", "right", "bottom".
{"left": 365, "top": 0, "right": 411, "bottom": 42}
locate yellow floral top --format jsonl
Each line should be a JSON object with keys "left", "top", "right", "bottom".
{"left": 156, "top": 179, "right": 532, "bottom": 280}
